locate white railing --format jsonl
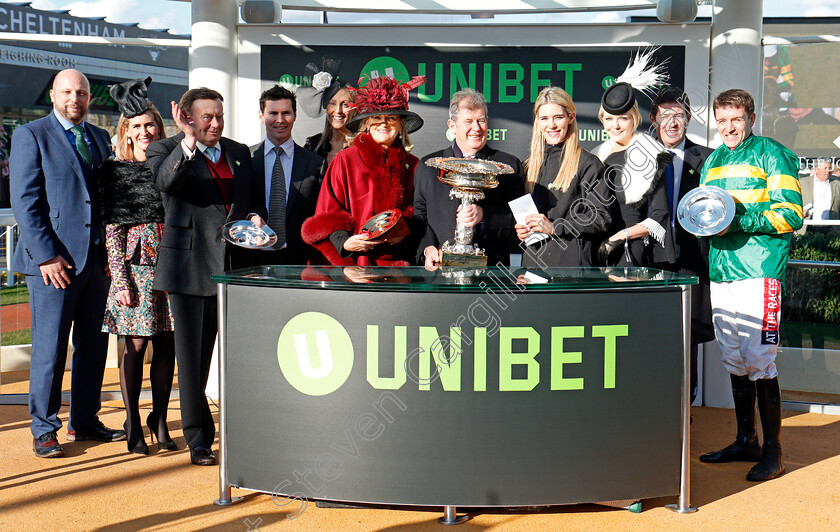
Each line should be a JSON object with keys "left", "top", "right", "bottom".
{"left": 0, "top": 208, "right": 16, "bottom": 287}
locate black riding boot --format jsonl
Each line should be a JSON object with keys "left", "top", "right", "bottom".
{"left": 699, "top": 374, "right": 762, "bottom": 463}
{"left": 747, "top": 377, "right": 785, "bottom": 481}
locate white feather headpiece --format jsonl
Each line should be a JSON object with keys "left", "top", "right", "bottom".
{"left": 615, "top": 48, "right": 669, "bottom": 99}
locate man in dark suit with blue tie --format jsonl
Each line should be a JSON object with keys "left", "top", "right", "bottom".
{"left": 650, "top": 86, "right": 715, "bottom": 404}
{"left": 10, "top": 69, "right": 125, "bottom": 457}
{"left": 147, "top": 87, "right": 265, "bottom": 466}
{"left": 245, "top": 85, "right": 324, "bottom": 266}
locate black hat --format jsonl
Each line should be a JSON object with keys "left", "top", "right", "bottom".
{"left": 297, "top": 57, "right": 352, "bottom": 118}
{"left": 109, "top": 77, "right": 153, "bottom": 118}
{"left": 601, "top": 49, "right": 669, "bottom": 115}
{"left": 601, "top": 82, "right": 636, "bottom": 115}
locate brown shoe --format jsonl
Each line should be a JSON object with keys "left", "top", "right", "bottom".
{"left": 33, "top": 431, "right": 65, "bottom": 458}
{"left": 190, "top": 447, "right": 216, "bottom": 466}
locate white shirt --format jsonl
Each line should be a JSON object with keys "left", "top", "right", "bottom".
{"left": 813, "top": 178, "right": 833, "bottom": 220}
{"left": 667, "top": 139, "right": 686, "bottom": 226}
{"left": 180, "top": 140, "right": 219, "bottom": 162}
{"left": 263, "top": 137, "right": 295, "bottom": 212}
{"left": 54, "top": 109, "right": 83, "bottom": 132}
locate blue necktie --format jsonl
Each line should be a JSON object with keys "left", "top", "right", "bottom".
{"left": 205, "top": 146, "right": 219, "bottom": 164}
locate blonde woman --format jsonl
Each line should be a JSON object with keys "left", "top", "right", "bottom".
{"left": 593, "top": 81, "right": 674, "bottom": 267}
{"left": 516, "top": 86, "right": 611, "bottom": 267}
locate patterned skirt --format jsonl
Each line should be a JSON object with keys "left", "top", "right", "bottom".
{"left": 102, "top": 263, "right": 174, "bottom": 336}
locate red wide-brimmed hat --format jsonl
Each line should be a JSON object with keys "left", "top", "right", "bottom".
{"left": 346, "top": 76, "right": 426, "bottom": 134}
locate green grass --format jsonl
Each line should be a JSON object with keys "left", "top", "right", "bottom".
{"left": 0, "top": 284, "right": 29, "bottom": 306}
{"left": 1, "top": 328, "right": 31, "bottom": 346}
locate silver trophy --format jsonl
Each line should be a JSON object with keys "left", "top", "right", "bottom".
{"left": 426, "top": 157, "right": 513, "bottom": 268}
{"left": 677, "top": 186, "right": 736, "bottom": 236}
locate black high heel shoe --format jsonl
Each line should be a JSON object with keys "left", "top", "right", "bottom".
{"left": 125, "top": 421, "right": 149, "bottom": 455}
{"left": 146, "top": 411, "right": 178, "bottom": 451}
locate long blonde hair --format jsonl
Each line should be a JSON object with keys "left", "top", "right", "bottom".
{"left": 525, "top": 87, "right": 581, "bottom": 193}
{"left": 115, "top": 104, "right": 167, "bottom": 161}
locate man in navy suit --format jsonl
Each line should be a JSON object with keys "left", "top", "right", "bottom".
{"left": 10, "top": 69, "right": 125, "bottom": 457}
{"left": 147, "top": 88, "right": 264, "bottom": 466}
{"left": 244, "top": 85, "right": 324, "bottom": 266}
{"left": 649, "top": 86, "right": 715, "bottom": 404}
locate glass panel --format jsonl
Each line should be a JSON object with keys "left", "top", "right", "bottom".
{"left": 781, "top": 236, "right": 840, "bottom": 406}
{"left": 214, "top": 265, "right": 696, "bottom": 291}
{"left": 0, "top": 221, "right": 26, "bottom": 396}
{"left": 763, "top": 41, "right": 840, "bottom": 406}
{"left": 763, "top": 42, "right": 840, "bottom": 231}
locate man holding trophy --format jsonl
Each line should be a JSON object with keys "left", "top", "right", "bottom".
{"left": 414, "top": 89, "right": 523, "bottom": 269}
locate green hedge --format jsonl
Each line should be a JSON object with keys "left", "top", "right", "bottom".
{"left": 783, "top": 231, "right": 840, "bottom": 324}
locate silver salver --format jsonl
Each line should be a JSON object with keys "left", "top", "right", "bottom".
{"left": 222, "top": 220, "right": 278, "bottom": 249}
{"left": 677, "top": 186, "right": 736, "bottom": 237}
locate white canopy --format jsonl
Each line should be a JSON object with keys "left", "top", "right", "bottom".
{"left": 177, "top": 0, "right": 657, "bottom": 15}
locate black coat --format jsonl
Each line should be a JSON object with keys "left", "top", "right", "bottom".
{"left": 146, "top": 133, "right": 264, "bottom": 296}
{"left": 413, "top": 144, "right": 524, "bottom": 266}
{"left": 523, "top": 145, "right": 611, "bottom": 267}
{"left": 663, "top": 138, "right": 715, "bottom": 344}
{"left": 244, "top": 141, "right": 325, "bottom": 265}
{"left": 304, "top": 132, "right": 331, "bottom": 177}
{"left": 602, "top": 148, "right": 675, "bottom": 267}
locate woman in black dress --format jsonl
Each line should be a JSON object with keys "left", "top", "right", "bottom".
{"left": 516, "top": 86, "right": 611, "bottom": 267}
{"left": 593, "top": 81, "right": 674, "bottom": 267}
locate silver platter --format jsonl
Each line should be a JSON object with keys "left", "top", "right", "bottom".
{"left": 361, "top": 209, "right": 401, "bottom": 240}
{"left": 222, "top": 220, "right": 278, "bottom": 249}
{"left": 677, "top": 186, "right": 736, "bottom": 237}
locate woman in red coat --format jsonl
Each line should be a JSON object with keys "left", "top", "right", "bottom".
{"left": 302, "top": 76, "right": 425, "bottom": 266}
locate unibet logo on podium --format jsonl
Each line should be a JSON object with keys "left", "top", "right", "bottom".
{"left": 277, "top": 312, "right": 354, "bottom": 396}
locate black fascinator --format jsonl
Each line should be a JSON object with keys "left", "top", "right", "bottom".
{"left": 297, "top": 57, "right": 351, "bottom": 118}
{"left": 109, "top": 77, "right": 153, "bottom": 118}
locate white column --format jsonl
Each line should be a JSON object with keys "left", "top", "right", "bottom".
{"left": 703, "top": 0, "right": 763, "bottom": 408}
{"left": 190, "top": 0, "right": 239, "bottom": 139}
{"left": 190, "top": 1, "right": 236, "bottom": 399}
{"left": 708, "top": 0, "right": 763, "bottom": 146}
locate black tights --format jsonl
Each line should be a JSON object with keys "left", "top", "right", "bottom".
{"left": 120, "top": 331, "right": 176, "bottom": 442}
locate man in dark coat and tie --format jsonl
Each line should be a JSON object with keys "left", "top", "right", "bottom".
{"left": 11, "top": 69, "right": 125, "bottom": 457}
{"left": 245, "top": 85, "right": 324, "bottom": 266}
{"left": 650, "top": 86, "right": 715, "bottom": 403}
{"left": 414, "top": 88, "right": 524, "bottom": 268}
{"left": 146, "top": 87, "right": 265, "bottom": 466}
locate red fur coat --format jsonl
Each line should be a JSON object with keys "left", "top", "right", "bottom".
{"left": 301, "top": 132, "right": 418, "bottom": 266}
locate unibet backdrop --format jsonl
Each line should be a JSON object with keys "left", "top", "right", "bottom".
{"left": 261, "top": 45, "right": 685, "bottom": 162}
